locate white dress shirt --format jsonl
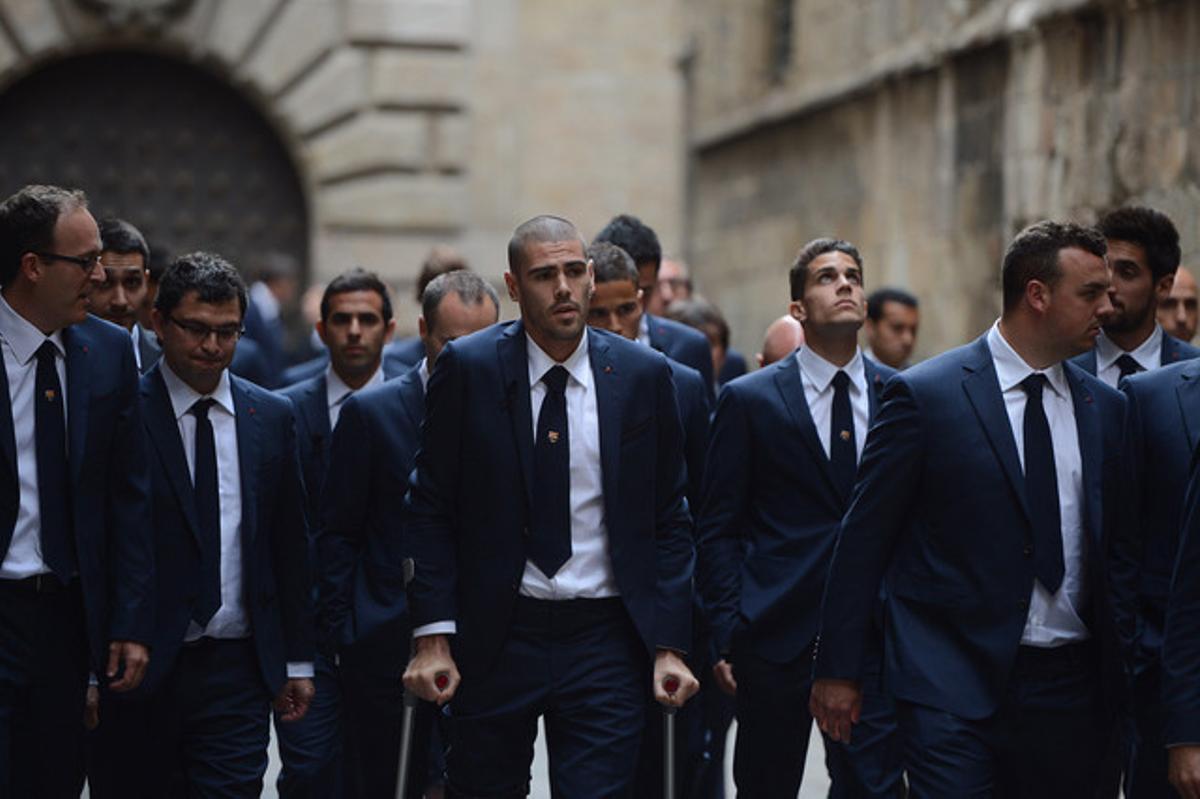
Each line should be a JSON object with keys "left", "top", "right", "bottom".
{"left": 160, "top": 361, "right": 311, "bottom": 677}
{"left": 0, "top": 293, "right": 67, "bottom": 579}
{"left": 796, "top": 346, "right": 869, "bottom": 463}
{"left": 1094, "top": 325, "right": 1163, "bottom": 388}
{"left": 417, "top": 356, "right": 430, "bottom": 391}
{"left": 987, "top": 323, "right": 1090, "bottom": 646}
{"left": 637, "top": 314, "right": 651, "bottom": 348}
{"left": 325, "top": 363, "right": 385, "bottom": 430}
{"left": 130, "top": 324, "right": 143, "bottom": 372}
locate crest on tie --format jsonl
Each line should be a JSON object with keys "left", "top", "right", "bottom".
{"left": 548, "top": 430, "right": 561, "bottom": 444}
{"left": 44, "top": 389, "right": 56, "bottom": 402}
{"left": 839, "top": 429, "right": 851, "bottom": 441}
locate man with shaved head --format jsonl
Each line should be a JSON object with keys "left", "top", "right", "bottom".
{"left": 403, "top": 215, "right": 699, "bottom": 796}
{"left": 1159, "top": 265, "right": 1199, "bottom": 343}
{"left": 757, "top": 314, "right": 805, "bottom": 367}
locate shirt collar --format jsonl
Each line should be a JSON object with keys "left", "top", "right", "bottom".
{"left": 0, "top": 291, "right": 65, "bottom": 364}
{"left": 987, "top": 321, "right": 1069, "bottom": 399}
{"left": 526, "top": 329, "right": 591, "bottom": 390}
{"left": 159, "top": 357, "right": 235, "bottom": 421}
{"left": 417, "top": 357, "right": 430, "bottom": 392}
{"left": 1094, "top": 325, "right": 1162, "bottom": 373}
{"left": 325, "top": 362, "right": 384, "bottom": 411}
{"left": 637, "top": 314, "right": 651, "bottom": 346}
{"left": 796, "top": 345, "right": 866, "bottom": 395}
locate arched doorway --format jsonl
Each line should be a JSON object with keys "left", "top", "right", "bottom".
{"left": 0, "top": 50, "right": 308, "bottom": 276}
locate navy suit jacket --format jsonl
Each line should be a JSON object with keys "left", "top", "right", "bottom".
{"left": 814, "top": 335, "right": 1127, "bottom": 719}
{"left": 647, "top": 314, "right": 715, "bottom": 402}
{"left": 1069, "top": 332, "right": 1200, "bottom": 375}
{"left": 666, "top": 357, "right": 710, "bottom": 513}
{"left": 718, "top": 349, "right": 748, "bottom": 385}
{"left": 0, "top": 315, "right": 154, "bottom": 670}
{"left": 242, "top": 297, "right": 285, "bottom": 388}
{"left": 318, "top": 366, "right": 425, "bottom": 651}
{"left": 279, "top": 361, "right": 408, "bottom": 528}
{"left": 1115, "top": 360, "right": 1200, "bottom": 674}
{"left": 406, "top": 321, "right": 693, "bottom": 677}
{"left": 697, "top": 353, "right": 894, "bottom": 662}
{"left": 280, "top": 354, "right": 327, "bottom": 389}
{"left": 139, "top": 366, "right": 313, "bottom": 696}
{"left": 1163, "top": 441, "right": 1200, "bottom": 743}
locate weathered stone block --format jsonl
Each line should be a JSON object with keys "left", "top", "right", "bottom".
{"left": 318, "top": 174, "right": 466, "bottom": 230}
{"left": 371, "top": 50, "right": 467, "bottom": 108}
{"left": 244, "top": 0, "right": 339, "bottom": 94}
{"left": 279, "top": 48, "right": 369, "bottom": 136}
{"left": 347, "top": 0, "right": 470, "bottom": 47}
{"left": 307, "top": 113, "right": 429, "bottom": 180}
{"left": 0, "top": 0, "right": 66, "bottom": 54}
{"left": 433, "top": 113, "right": 469, "bottom": 170}
{"left": 207, "top": 0, "right": 276, "bottom": 65}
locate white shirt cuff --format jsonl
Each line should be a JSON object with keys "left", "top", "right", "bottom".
{"left": 286, "top": 661, "right": 315, "bottom": 679}
{"left": 88, "top": 672, "right": 98, "bottom": 687}
{"left": 413, "top": 621, "right": 457, "bottom": 637}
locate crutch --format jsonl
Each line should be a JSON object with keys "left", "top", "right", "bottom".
{"left": 394, "top": 559, "right": 450, "bottom": 799}
{"left": 663, "top": 675, "right": 681, "bottom": 799}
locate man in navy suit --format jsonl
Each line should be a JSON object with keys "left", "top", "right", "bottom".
{"left": 594, "top": 214, "right": 716, "bottom": 399}
{"left": 133, "top": 252, "right": 314, "bottom": 795}
{"left": 320, "top": 269, "right": 499, "bottom": 797}
{"left": 275, "top": 268, "right": 401, "bottom": 797}
{"left": 698, "top": 238, "right": 902, "bottom": 797}
{"left": 811, "top": 221, "right": 1128, "bottom": 797}
{"left": 0, "top": 184, "right": 153, "bottom": 796}
{"left": 402, "top": 215, "right": 699, "bottom": 797}
{"left": 1162, "top": 453, "right": 1200, "bottom": 797}
{"left": 1071, "top": 206, "right": 1200, "bottom": 384}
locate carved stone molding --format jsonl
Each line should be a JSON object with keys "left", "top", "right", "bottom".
{"left": 74, "top": 0, "right": 194, "bottom": 29}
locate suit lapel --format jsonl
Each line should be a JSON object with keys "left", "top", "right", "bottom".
{"left": 863, "top": 358, "right": 886, "bottom": 420}
{"left": 1177, "top": 362, "right": 1200, "bottom": 452}
{"left": 590, "top": 333, "right": 622, "bottom": 523}
{"left": 142, "top": 368, "right": 202, "bottom": 546}
{"left": 397, "top": 370, "right": 424, "bottom": 433}
{"left": 497, "top": 323, "right": 535, "bottom": 514}
{"left": 63, "top": 326, "right": 90, "bottom": 487}
{"left": 233, "top": 378, "right": 260, "bottom": 553}
{"left": 961, "top": 337, "right": 1031, "bottom": 523}
{"left": 0, "top": 347, "right": 14, "bottom": 515}
{"left": 1064, "top": 364, "right": 1104, "bottom": 551}
{"left": 773, "top": 357, "right": 842, "bottom": 509}
{"left": 298, "top": 377, "right": 331, "bottom": 470}
{"left": 1077, "top": 348, "right": 1098, "bottom": 376}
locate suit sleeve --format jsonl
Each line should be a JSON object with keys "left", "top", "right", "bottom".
{"left": 316, "top": 395, "right": 371, "bottom": 651}
{"left": 405, "top": 343, "right": 464, "bottom": 628}
{"left": 694, "top": 384, "right": 751, "bottom": 656}
{"left": 814, "top": 373, "right": 923, "bottom": 681}
{"left": 1163, "top": 450, "right": 1200, "bottom": 744}
{"left": 682, "top": 378, "right": 711, "bottom": 527}
{"left": 107, "top": 340, "right": 154, "bottom": 644}
{"left": 1113, "top": 379, "right": 1147, "bottom": 663}
{"left": 653, "top": 361, "right": 695, "bottom": 653}
{"left": 272, "top": 405, "right": 315, "bottom": 664}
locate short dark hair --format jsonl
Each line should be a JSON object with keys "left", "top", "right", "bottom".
{"left": 146, "top": 240, "right": 172, "bottom": 281}
{"left": 867, "top": 287, "right": 919, "bottom": 321}
{"left": 789, "top": 238, "right": 864, "bottom": 301}
{"left": 320, "top": 267, "right": 393, "bottom": 323}
{"left": 593, "top": 214, "right": 662, "bottom": 270}
{"left": 507, "top": 215, "right": 587, "bottom": 274}
{"left": 1098, "top": 206, "right": 1181, "bottom": 282}
{"left": 587, "top": 241, "right": 639, "bottom": 287}
{"left": 1002, "top": 221, "right": 1107, "bottom": 312}
{"left": 416, "top": 245, "right": 468, "bottom": 301}
{"left": 98, "top": 217, "right": 150, "bottom": 264}
{"left": 0, "top": 184, "right": 89, "bottom": 286}
{"left": 155, "top": 251, "right": 248, "bottom": 319}
{"left": 666, "top": 297, "right": 730, "bottom": 350}
{"left": 422, "top": 270, "right": 500, "bottom": 332}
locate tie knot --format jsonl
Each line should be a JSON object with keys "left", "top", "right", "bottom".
{"left": 542, "top": 365, "right": 569, "bottom": 395}
{"left": 832, "top": 370, "right": 851, "bottom": 392}
{"left": 190, "top": 397, "right": 216, "bottom": 421}
{"left": 1021, "top": 373, "right": 1048, "bottom": 399}
{"left": 36, "top": 340, "right": 58, "bottom": 364}
{"left": 1116, "top": 354, "right": 1143, "bottom": 377}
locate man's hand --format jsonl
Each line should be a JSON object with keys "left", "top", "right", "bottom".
{"left": 712, "top": 659, "right": 737, "bottom": 697}
{"left": 403, "top": 635, "right": 460, "bottom": 705}
{"left": 84, "top": 684, "right": 100, "bottom": 731}
{"left": 106, "top": 641, "right": 149, "bottom": 692}
{"left": 809, "top": 678, "right": 862, "bottom": 743}
{"left": 1170, "top": 745, "right": 1200, "bottom": 799}
{"left": 274, "top": 678, "right": 315, "bottom": 723}
{"left": 654, "top": 649, "right": 700, "bottom": 708}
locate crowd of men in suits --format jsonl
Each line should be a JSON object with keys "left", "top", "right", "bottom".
{"left": 8, "top": 178, "right": 1200, "bottom": 799}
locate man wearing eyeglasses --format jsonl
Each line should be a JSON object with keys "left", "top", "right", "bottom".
{"left": 126, "top": 251, "right": 314, "bottom": 795}
{"left": 0, "top": 183, "right": 153, "bottom": 796}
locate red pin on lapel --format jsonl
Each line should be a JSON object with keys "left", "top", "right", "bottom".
{"left": 604, "top": 365, "right": 613, "bottom": 374}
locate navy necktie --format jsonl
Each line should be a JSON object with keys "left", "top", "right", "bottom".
{"left": 1116, "top": 354, "right": 1143, "bottom": 381}
{"left": 830, "top": 370, "right": 856, "bottom": 502}
{"left": 530, "top": 365, "right": 572, "bottom": 578}
{"left": 34, "top": 341, "right": 74, "bottom": 580}
{"left": 1020, "top": 374, "right": 1064, "bottom": 593}
{"left": 191, "top": 398, "right": 221, "bottom": 626}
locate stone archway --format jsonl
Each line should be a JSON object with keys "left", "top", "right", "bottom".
{"left": 0, "top": 49, "right": 309, "bottom": 274}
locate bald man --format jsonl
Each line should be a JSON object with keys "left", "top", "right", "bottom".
{"left": 756, "top": 315, "right": 805, "bottom": 367}
{"left": 1159, "top": 265, "right": 1198, "bottom": 343}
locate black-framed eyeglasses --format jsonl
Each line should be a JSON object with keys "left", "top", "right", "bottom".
{"left": 32, "top": 251, "right": 102, "bottom": 272}
{"left": 165, "top": 314, "right": 244, "bottom": 344}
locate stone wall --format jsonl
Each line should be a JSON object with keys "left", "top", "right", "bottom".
{"left": 0, "top": 0, "right": 687, "bottom": 332}
{"left": 685, "top": 0, "right": 1200, "bottom": 360}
